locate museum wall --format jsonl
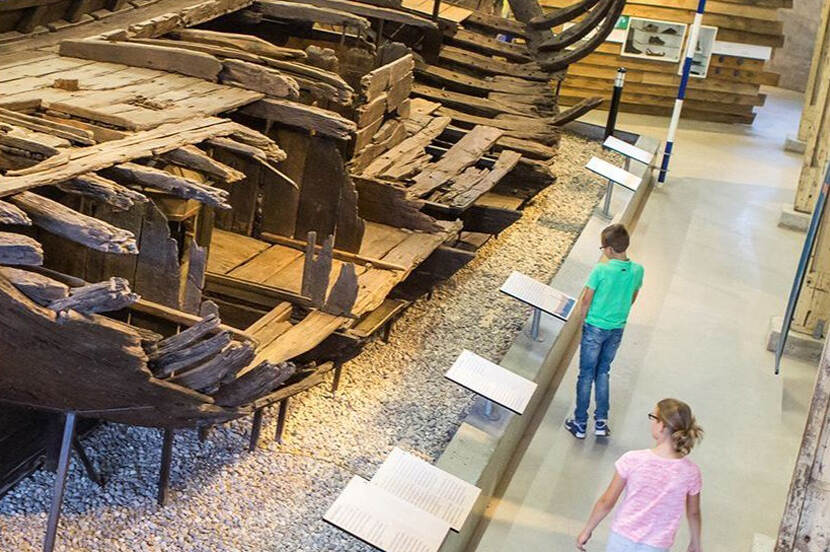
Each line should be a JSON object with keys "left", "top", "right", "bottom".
{"left": 542, "top": 0, "right": 790, "bottom": 124}
{"left": 767, "top": 0, "right": 821, "bottom": 92}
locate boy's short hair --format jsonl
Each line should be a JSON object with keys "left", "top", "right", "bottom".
{"left": 601, "top": 224, "right": 630, "bottom": 253}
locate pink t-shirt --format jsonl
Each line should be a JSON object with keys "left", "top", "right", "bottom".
{"left": 611, "top": 449, "right": 702, "bottom": 549}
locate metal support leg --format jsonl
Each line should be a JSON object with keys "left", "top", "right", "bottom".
{"left": 527, "top": 307, "right": 543, "bottom": 342}
{"left": 382, "top": 320, "right": 393, "bottom": 343}
{"left": 331, "top": 363, "right": 344, "bottom": 396}
{"left": 198, "top": 426, "right": 212, "bottom": 443}
{"left": 249, "top": 409, "right": 264, "bottom": 452}
{"left": 482, "top": 401, "right": 499, "bottom": 421}
{"left": 72, "top": 437, "right": 103, "bottom": 487}
{"left": 43, "top": 412, "right": 76, "bottom": 552}
{"left": 601, "top": 180, "right": 614, "bottom": 218}
{"left": 157, "top": 429, "right": 174, "bottom": 507}
{"left": 275, "top": 398, "right": 290, "bottom": 444}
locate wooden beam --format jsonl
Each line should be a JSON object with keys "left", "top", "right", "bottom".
{"left": 240, "top": 99, "right": 356, "bottom": 141}
{"left": 11, "top": 192, "right": 138, "bottom": 254}
{"left": 253, "top": 0, "right": 371, "bottom": 31}
{"left": 162, "top": 146, "right": 247, "bottom": 184}
{"left": 0, "top": 200, "right": 31, "bottom": 225}
{"left": 260, "top": 232, "right": 408, "bottom": 271}
{"left": 58, "top": 40, "right": 223, "bottom": 81}
{"left": 353, "top": 176, "right": 444, "bottom": 233}
{"left": 219, "top": 59, "right": 300, "bottom": 99}
{"left": 58, "top": 174, "right": 149, "bottom": 211}
{"left": 254, "top": 0, "right": 439, "bottom": 29}
{"left": 104, "top": 163, "right": 231, "bottom": 209}
{"left": 170, "top": 28, "right": 308, "bottom": 60}
{"left": 0, "top": 232, "right": 42, "bottom": 265}
{"left": 409, "top": 125, "right": 503, "bottom": 197}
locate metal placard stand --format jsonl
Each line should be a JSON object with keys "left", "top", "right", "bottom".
{"left": 586, "top": 156, "right": 643, "bottom": 219}
{"left": 499, "top": 271, "right": 576, "bottom": 342}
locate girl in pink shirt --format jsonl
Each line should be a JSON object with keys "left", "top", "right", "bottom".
{"left": 577, "top": 398, "right": 704, "bottom": 552}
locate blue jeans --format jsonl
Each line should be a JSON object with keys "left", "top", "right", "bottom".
{"left": 606, "top": 532, "right": 668, "bottom": 552}
{"left": 574, "top": 323, "right": 623, "bottom": 425}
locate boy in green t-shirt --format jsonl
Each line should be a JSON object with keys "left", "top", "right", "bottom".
{"left": 565, "top": 224, "right": 643, "bottom": 439}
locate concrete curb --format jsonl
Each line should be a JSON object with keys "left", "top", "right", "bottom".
{"left": 436, "top": 134, "right": 661, "bottom": 552}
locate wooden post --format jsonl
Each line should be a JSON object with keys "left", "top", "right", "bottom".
{"left": 787, "top": 0, "right": 830, "bottom": 338}
{"left": 794, "top": 0, "right": 830, "bottom": 214}
{"left": 776, "top": 334, "right": 830, "bottom": 550}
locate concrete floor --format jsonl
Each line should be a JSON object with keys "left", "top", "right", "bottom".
{"left": 472, "top": 87, "right": 817, "bottom": 552}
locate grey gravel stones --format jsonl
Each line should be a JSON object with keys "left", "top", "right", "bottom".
{"left": 0, "top": 132, "right": 613, "bottom": 552}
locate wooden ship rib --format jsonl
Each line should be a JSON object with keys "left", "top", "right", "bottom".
{"left": 0, "top": 0, "right": 623, "bottom": 530}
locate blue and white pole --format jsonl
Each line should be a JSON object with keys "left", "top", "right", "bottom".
{"left": 657, "top": 0, "right": 707, "bottom": 185}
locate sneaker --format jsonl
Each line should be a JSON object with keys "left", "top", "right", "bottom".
{"left": 662, "top": 27, "right": 678, "bottom": 35}
{"left": 565, "top": 418, "right": 586, "bottom": 439}
{"left": 648, "top": 35, "right": 666, "bottom": 45}
{"left": 595, "top": 420, "right": 610, "bottom": 437}
{"left": 626, "top": 43, "right": 643, "bottom": 55}
{"left": 645, "top": 48, "right": 666, "bottom": 57}
{"left": 642, "top": 23, "right": 659, "bottom": 32}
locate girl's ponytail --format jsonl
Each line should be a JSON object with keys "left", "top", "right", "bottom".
{"left": 657, "top": 398, "right": 703, "bottom": 456}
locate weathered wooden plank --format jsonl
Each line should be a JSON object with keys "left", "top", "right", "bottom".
{"left": 294, "top": 136, "right": 345, "bottom": 239}
{"left": 58, "top": 173, "right": 148, "bottom": 211}
{"left": 335, "top": 174, "right": 365, "bottom": 253}
{"left": 448, "top": 29, "right": 532, "bottom": 63}
{"left": 182, "top": 241, "right": 207, "bottom": 314}
{"left": 0, "top": 266, "right": 68, "bottom": 305}
{"left": 254, "top": 0, "right": 371, "bottom": 31}
{"left": 241, "top": 99, "right": 356, "bottom": 141}
{"left": 301, "top": 231, "right": 333, "bottom": 307}
{"left": 152, "top": 330, "right": 232, "bottom": 377}
{"left": 441, "top": 149, "right": 522, "bottom": 208}
{"left": 104, "top": 163, "right": 231, "bottom": 209}
{"left": 0, "top": 232, "right": 42, "bottom": 265}
{"left": 229, "top": 244, "right": 303, "bottom": 283}
{"left": 163, "top": 145, "right": 246, "bottom": 184}
{"left": 0, "top": 118, "right": 265, "bottom": 198}
{"left": 250, "top": 310, "right": 346, "bottom": 367}
{"left": 133, "top": 202, "right": 180, "bottom": 309}
{"left": 58, "top": 40, "right": 223, "bottom": 81}
{"left": 49, "top": 277, "right": 139, "bottom": 315}
{"left": 214, "top": 360, "right": 295, "bottom": 406}
{"left": 412, "top": 82, "right": 529, "bottom": 118}
{"left": 260, "top": 232, "right": 406, "bottom": 271}
{"left": 245, "top": 301, "right": 293, "bottom": 348}
{"left": 551, "top": 96, "right": 603, "bottom": 126}
{"left": 169, "top": 341, "right": 255, "bottom": 392}
{"left": 363, "top": 116, "right": 450, "bottom": 177}
{"left": 0, "top": 200, "right": 31, "bottom": 225}
{"left": 207, "top": 229, "right": 270, "bottom": 274}
{"left": 439, "top": 46, "right": 549, "bottom": 81}
{"left": 267, "top": 0, "right": 438, "bottom": 29}
{"left": 171, "top": 28, "right": 308, "bottom": 60}
{"left": 353, "top": 176, "right": 442, "bottom": 232}
{"left": 409, "top": 125, "right": 503, "bottom": 197}
{"left": 11, "top": 191, "right": 138, "bottom": 254}
{"left": 219, "top": 59, "right": 300, "bottom": 99}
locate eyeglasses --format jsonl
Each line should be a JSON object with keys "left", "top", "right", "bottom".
{"left": 647, "top": 413, "right": 659, "bottom": 422}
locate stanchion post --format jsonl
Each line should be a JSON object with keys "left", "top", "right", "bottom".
{"left": 602, "top": 179, "right": 614, "bottom": 218}
{"left": 43, "top": 412, "right": 77, "bottom": 552}
{"left": 604, "top": 68, "right": 626, "bottom": 139}
{"left": 431, "top": 0, "right": 441, "bottom": 20}
{"left": 528, "top": 307, "right": 543, "bottom": 342}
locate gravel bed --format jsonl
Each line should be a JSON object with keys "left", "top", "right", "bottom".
{"left": 0, "top": 131, "right": 617, "bottom": 551}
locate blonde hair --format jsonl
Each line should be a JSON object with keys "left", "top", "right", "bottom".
{"left": 657, "top": 398, "right": 703, "bottom": 456}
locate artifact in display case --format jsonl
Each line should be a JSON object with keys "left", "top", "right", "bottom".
{"left": 621, "top": 17, "right": 688, "bottom": 63}
{"left": 679, "top": 25, "right": 719, "bottom": 79}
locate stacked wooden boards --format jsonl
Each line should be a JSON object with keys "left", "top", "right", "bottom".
{"left": 0, "top": 0, "right": 251, "bottom": 44}
{"left": 538, "top": 0, "right": 789, "bottom": 123}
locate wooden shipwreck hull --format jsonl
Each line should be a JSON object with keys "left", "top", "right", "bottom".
{"left": 0, "top": 0, "right": 620, "bottom": 462}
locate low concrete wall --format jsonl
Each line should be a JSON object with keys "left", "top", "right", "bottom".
{"left": 436, "top": 134, "right": 660, "bottom": 552}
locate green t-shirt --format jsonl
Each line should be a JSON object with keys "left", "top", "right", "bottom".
{"left": 585, "top": 258, "right": 644, "bottom": 329}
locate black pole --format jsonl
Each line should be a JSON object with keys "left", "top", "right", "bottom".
{"left": 604, "top": 67, "right": 626, "bottom": 139}
{"left": 275, "top": 398, "right": 290, "bottom": 444}
{"left": 43, "top": 412, "right": 77, "bottom": 552}
{"left": 431, "top": 0, "right": 441, "bottom": 21}
{"left": 157, "top": 429, "right": 174, "bottom": 506}
{"left": 249, "top": 409, "right": 264, "bottom": 452}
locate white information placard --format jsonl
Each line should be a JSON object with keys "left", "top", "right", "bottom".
{"left": 324, "top": 476, "right": 450, "bottom": 552}
{"left": 372, "top": 448, "right": 481, "bottom": 532}
{"left": 603, "top": 136, "right": 654, "bottom": 165}
{"left": 445, "top": 350, "right": 537, "bottom": 415}
{"left": 586, "top": 157, "right": 642, "bottom": 192}
{"left": 499, "top": 271, "right": 575, "bottom": 321}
